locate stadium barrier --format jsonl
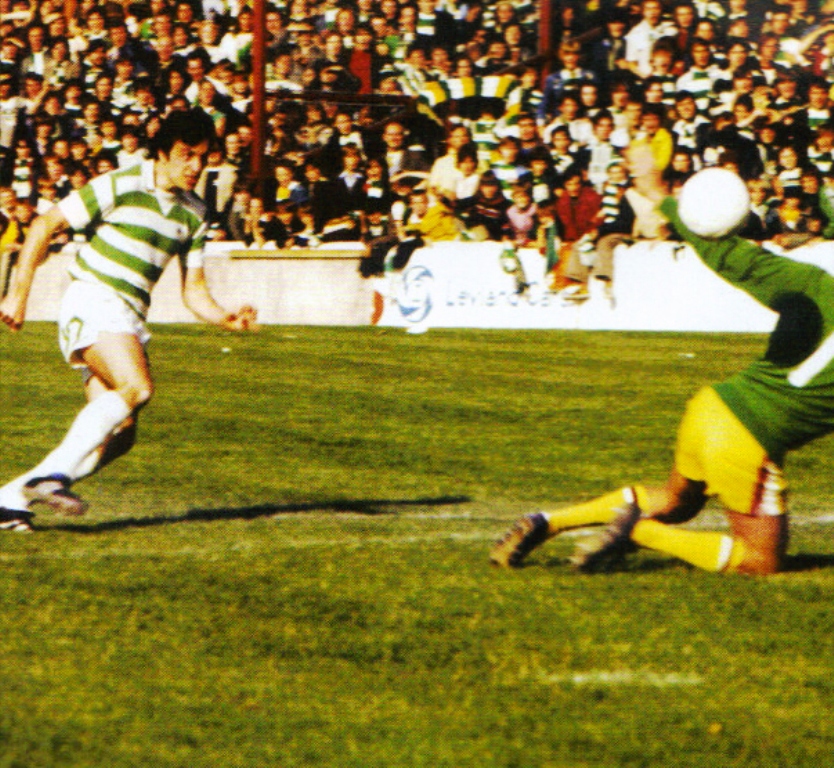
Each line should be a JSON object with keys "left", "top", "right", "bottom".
{"left": 24, "top": 242, "right": 376, "bottom": 326}
{"left": 22, "top": 240, "right": 834, "bottom": 331}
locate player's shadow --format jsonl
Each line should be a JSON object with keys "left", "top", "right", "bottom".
{"left": 46, "top": 495, "right": 472, "bottom": 534}
{"left": 540, "top": 553, "right": 834, "bottom": 573}
{"left": 782, "top": 553, "right": 834, "bottom": 572}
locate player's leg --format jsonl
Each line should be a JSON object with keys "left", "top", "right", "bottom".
{"left": 490, "top": 387, "right": 717, "bottom": 569}
{"left": 39, "top": 330, "right": 153, "bottom": 478}
{"left": 589, "top": 389, "right": 789, "bottom": 573}
{"left": 490, "top": 474, "right": 707, "bottom": 568}
{"left": 1, "top": 332, "right": 151, "bottom": 515}
{"left": 625, "top": 487, "right": 788, "bottom": 575}
{"left": 723, "top": 508, "right": 789, "bottom": 575}
{"left": 71, "top": 371, "right": 139, "bottom": 481}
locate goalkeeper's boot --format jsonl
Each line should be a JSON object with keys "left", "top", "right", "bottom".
{"left": 0, "top": 508, "right": 34, "bottom": 532}
{"left": 23, "top": 474, "right": 88, "bottom": 516}
{"left": 490, "top": 512, "right": 553, "bottom": 568}
{"left": 570, "top": 497, "right": 641, "bottom": 572}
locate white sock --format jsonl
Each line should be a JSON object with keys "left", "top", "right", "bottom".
{"left": 0, "top": 391, "right": 132, "bottom": 510}
{"left": 73, "top": 445, "right": 105, "bottom": 481}
{"left": 71, "top": 420, "right": 133, "bottom": 481}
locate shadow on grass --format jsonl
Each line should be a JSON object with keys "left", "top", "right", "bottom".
{"left": 538, "top": 552, "right": 834, "bottom": 574}
{"left": 537, "top": 556, "right": 673, "bottom": 574}
{"left": 45, "top": 495, "right": 472, "bottom": 534}
{"left": 783, "top": 553, "right": 834, "bottom": 572}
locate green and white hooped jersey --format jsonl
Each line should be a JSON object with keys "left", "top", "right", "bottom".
{"left": 59, "top": 160, "right": 208, "bottom": 320}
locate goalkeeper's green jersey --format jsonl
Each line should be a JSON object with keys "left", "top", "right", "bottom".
{"left": 662, "top": 198, "right": 834, "bottom": 465}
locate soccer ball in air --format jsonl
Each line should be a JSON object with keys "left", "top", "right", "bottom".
{"left": 677, "top": 168, "right": 750, "bottom": 239}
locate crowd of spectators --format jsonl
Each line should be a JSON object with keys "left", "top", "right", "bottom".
{"left": 2, "top": 0, "right": 834, "bottom": 300}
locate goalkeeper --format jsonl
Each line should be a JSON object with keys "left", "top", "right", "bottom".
{"left": 492, "top": 153, "right": 834, "bottom": 575}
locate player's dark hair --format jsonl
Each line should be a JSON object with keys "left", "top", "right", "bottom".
{"left": 154, "top": 109, "right": 216, "bottom": 156}
{"left": 765, "top": 292, "right": 824, "bottom": 368}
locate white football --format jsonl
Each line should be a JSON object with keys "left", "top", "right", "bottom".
{"left": 677, "top": 168, "right": 750, "bottom": 239}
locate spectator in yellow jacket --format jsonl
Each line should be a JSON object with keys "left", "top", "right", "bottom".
{"left": 629, "top": 103, "right": 673, "bottom": 171}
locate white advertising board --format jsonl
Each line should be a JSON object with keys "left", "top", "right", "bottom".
{"left": 374, "top": 240, "right": 834, "bottom": 333}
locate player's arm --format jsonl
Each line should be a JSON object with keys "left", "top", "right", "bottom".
{"left": 626, "top": 144, "right": 828, "bottom": 310}
{"left": 659, "top": 197, "right": 827, "bottom": 310}
{"left": 181, "top": 263, "right": 258, "bottom": 331}
{"left": 0, "top": 205, "right": 69, "bottom": 331}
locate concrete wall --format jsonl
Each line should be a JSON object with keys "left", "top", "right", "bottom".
{"left": 25, "top": 243, "right": 377, "bottom": 326}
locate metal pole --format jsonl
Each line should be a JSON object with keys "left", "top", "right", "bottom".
{"left": 538, "top": 0, "right": 553, "bottom": 86}
{"left": 250, "top": 0, "right": 267, "bottom": 197}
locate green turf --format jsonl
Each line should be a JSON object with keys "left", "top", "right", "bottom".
{"left": 1, "top": 324, "right": 833, "bottom": 767}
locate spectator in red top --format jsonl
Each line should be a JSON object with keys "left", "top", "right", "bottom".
{"left": 347, "top": 25, "right": 377, "bottom": 94}
{"left": 555, "top": 167, "right": 601, "bottom": 242}
{"left": 553, "top": 166, "right": 602, "bottom": 296}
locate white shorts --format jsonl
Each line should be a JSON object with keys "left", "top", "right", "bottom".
{"left": 58, "top": 280, "right": 150, "bottom": 370}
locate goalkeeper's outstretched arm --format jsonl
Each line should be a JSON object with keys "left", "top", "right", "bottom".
{"left": 626, "top": 143, "right": 829, "bottom": 311}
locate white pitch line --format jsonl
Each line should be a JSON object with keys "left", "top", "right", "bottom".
{"left": 809, "top": 513, "right": 834, "bottom": 524}
{"left": 538, "top": 669, "right": 704, "bottom": 687}
{"left": 0, "top": 531, "right": 499, "bottom": 560}
{"left": 0, "top": 512, "right": 831, "bottom": 561}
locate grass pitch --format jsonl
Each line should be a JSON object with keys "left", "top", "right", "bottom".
{"left": 2, "top": 324, "right": 834, "bottom": 767}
